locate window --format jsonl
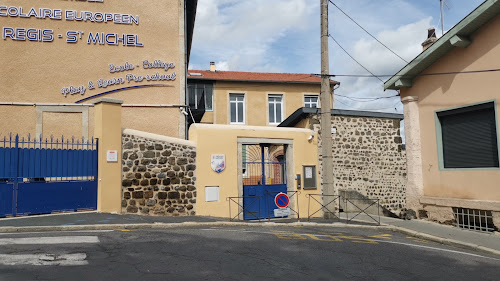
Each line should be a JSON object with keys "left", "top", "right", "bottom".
{"left": 229, "top": 93, "right": 245, "bottom": 124}
{"left": 268, "top": 94, "right": 283, "bottom": 125}
{"left": 304, "top": 95, "right": 319, "bottom": 108}
{"left": 436, "top": 101, "right": 499, "bottom": 169}
{"left": 187, "top": 82, "right": 213, "bottom": 111}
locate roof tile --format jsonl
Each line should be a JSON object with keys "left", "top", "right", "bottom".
{"left": 187, "top": 70, "right": 339, "bottom": 85}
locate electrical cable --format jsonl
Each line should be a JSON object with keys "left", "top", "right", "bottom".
{"left": 312, "top": 68, "right": 500, "bottom": 78}
{"left": 328, "top": 0, "right": 409, "bottom": 64}
{"left": 328, "top": 34, "right": 385, "bottom": 83}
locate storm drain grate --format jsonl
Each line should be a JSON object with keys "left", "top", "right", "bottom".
{"left": 453, "top": 207, "right": 496, "bottom": 232}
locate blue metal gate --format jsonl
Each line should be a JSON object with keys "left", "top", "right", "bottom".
{"left": 242, "top": 144, "right": 287, "bottom": 220}
{"left": 0, "top": 134, "right": 98, "bottom": 218}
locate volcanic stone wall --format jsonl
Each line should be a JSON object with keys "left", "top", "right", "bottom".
{"left": 121, "top": 129, "right": 196, "bottom": 216}
{"left": 312, "top": 115, "right": 407, "bottom": 216}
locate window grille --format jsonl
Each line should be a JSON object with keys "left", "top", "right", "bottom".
{"left": 453, "top": 207, "right": 497, "bottom": 232}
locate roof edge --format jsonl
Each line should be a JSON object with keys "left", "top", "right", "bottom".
{"left": 384, "top": 0, "right": 500, "bottom": 90}
{"left": 278, "top": 108, "right": 404, "bottom": 128}
{"left": 187, "top": 77, "right": 339, "bottom": 85}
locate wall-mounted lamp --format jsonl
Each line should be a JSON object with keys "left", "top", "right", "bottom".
{"left": 308, "top": 134, "right": 314, "bottom": 141}
{"left": 180, "top": 108, "right": 188, "bottom": 116}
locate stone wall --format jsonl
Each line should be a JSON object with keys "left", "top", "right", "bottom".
{"left": 312, "top": 114, "right": 407, "bottom": 216}
{"left": 121, "top": 129, "right": 196, "bottom": 216}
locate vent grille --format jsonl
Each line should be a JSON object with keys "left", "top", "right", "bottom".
{"left": 453, "top": 207, "right": 497, "bottom": 232}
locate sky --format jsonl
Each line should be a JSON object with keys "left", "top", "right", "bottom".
{"left": 189, "top": 0, "right": 485, "bottom": 115}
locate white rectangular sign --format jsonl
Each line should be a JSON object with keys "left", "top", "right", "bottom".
{"left": 305, "top": 167, "right": 313, "bottom": 179}
{"left": 274, "top": 208, "right": 291, "bottom": 217}
{"left": 106, "top": 150, "right": 118, "bottom": 162}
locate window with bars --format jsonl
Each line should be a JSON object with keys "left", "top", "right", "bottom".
{"left": 304, "top": 95, "right": 319, "bottom": 108}
{"left": 268, "top": 94, "right": 283, "bottom": 125}
{"left": 230, "top": 93, "right": 245, "bottom": 124}
{"left": 453, "top": 207, "right": 497, "bottom": 232}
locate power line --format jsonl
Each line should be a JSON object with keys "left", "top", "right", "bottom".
{"left": 329, "top": 34, "right": 384, "bottom": 83}
{"left": 335, "top": 93, "right": 399, "bottom": 102}
{"left": 312, "top": 68, "right": 500, "bottom": 78}
{"left": 328, "top": 0, "right": 409, "bottom": 64}
{"left": 336, "top": 99, "right": 402, "bottom": 112}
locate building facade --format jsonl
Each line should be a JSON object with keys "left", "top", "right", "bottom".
{"left": 384, "top": 0, "right": 500, "bottom": 231}
{"left": 280, "top": 108, "right": 407, "bottom": 217}
{"left": 0, "top": 0, "right": 197, "bottom": 139}
{"left": 187, "top": 63, "right": 339, "bottom": 128}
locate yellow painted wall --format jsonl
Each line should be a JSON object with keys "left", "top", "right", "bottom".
{"left": 0, "top": 0, "right": 185, "bottom": 138}
{"left": 189, "top": 124, "right": 321, "bottom": 219}
{"left": 94, "top": 99, "right": 123, "bottom": 213}
{"left": 400, "top": 16, "right": 500, "bottom": 201}
{"left": 202, "top": 81, "right": 321, "bottom": 126}
{"left": 0, "top": 106, "right": 36, "bottom": 137}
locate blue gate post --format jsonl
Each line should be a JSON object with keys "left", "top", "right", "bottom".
{"left": 12, "top": 134, "right": 19, "bottom": 217}
{"left": 260, "top": 144, "right": 266, "bottom": 186}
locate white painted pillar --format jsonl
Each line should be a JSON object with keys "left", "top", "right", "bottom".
{"left": 401, "top": 96, "right": 424, "bottom": 214}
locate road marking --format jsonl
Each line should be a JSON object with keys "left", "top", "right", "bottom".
{"left": 0, "top": 236, "right": 100, "bottom": 245}
{"left": 305, "top": 234, "right": 342, "bottom": 242}
{"left": 371, "top": 239, "right": 500, "bottom": 261}
{"left": 0, "top": 253, "right": 88, "bottom": 266}
{"left": 200, "top": 228, "right": 499, "bottom": 261}
{"left": 325, "top": 232, "right": 378, "bottom": 244}
{"left": 0, "top": 230, "right": 113, "bottom": 236}
{"left": 272, "top": 230, "right": 307, "bottom": 240}
{"left": 369, "top": 234, "right": 392, "bottom": 239}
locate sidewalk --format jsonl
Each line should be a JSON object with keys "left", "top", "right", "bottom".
{"left": 0, "top": 211, "right": 499, "bottom": 256}
{"left": 352, "top": 213, "right": 500, "bottom": 255}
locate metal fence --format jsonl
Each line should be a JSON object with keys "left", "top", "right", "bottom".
{"left": 227, "top": 196, "right": 261, "bottom": 221}
{"left": 307, "top": 194, "right": 381, "bottom": 225}
{"left": 0, "top": 134, "right": 98, "bottom": 182}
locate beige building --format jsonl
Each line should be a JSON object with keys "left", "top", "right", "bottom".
{"left": 187, "top": 63, "right": 339, "bottom": 128}
{"left": 0, "top": 0, "right": 197, "bottom": 139}
{"left": 384, "top": 0, "right": 500, "bottom": 231}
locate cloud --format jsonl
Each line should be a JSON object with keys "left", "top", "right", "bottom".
{"left": 190, "top": 0, "right": 316, "bottom": 71}
{"left": 332, "top": 17, "right": 433, "bottom": 117}
{"left": 351, "top": 17, "right": 432, "bottom": 75}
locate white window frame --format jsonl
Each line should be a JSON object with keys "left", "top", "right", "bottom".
{"left": 267, "top": 94, "right": 284, "bottom": 125}
{"left": 229, "top": 93, "right": 245, "bottom": 124}
{"left": 304, "top": 94, "right": 319, "bottom": 108}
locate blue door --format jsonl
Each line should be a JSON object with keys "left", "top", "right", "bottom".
{"left": 242, "top": 144, "right": 287, "bottom": 220}
{"left": 0, "top": 134, "right": 98, "bottom": 217}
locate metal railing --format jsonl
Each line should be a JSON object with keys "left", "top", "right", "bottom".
{"left": 265, "top": 190, "right": 300, "bottom": 222}
{"left": 307, "top": 194, "right": 381, "bottom": 225}
{"left": 307, "top": 194, "right": 340, "bottom": 221}
{"left": 0, "top": 134, "right": 98, "bottom": 182}
{"left": 227, "top": 196, "right": 261, "bottom": 221}
{"left": 342, "top": 198, "right": 380, "bottom": 225}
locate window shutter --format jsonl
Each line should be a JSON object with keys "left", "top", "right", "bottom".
{"left": 438, "top": 102, "right": 499, "bottom": 168}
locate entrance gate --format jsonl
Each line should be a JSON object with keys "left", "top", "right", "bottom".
{"left": 0, "top": 134, "right": 98, "bottom": 217}
{"left": 242, "top": 144, "right": 287, "bottom": 220}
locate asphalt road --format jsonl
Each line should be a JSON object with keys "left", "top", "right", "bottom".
{"left": 0, "top": 225, "right": 498, "bottom": 281}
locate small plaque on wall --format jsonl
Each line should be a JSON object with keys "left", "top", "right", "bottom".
{"left": 107, "top": 150, "right": 118, "bottom": 162}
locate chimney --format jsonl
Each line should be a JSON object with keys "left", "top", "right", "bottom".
{"left": 422, "top": 28, "right": 437, "bottom": 51}
{"left": 209, "top": 62, "right": 216, "bottom": 72}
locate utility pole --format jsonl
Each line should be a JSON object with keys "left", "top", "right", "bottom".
{"left": 320, "top": 0, "right": 335, "bottom": 218}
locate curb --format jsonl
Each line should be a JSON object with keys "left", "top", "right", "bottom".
{"left": 0, "top": 221, "right": 499, "bottom": 257}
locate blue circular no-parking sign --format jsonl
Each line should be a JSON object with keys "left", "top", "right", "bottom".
{"left": 274, "top": 193, "right": 289, "bottom": 208}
